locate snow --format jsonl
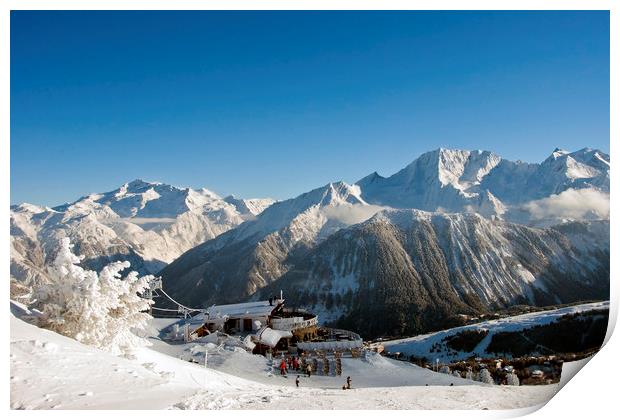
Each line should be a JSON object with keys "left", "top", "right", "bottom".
{"left": 256, "top": 327, "right": 293, "bottom": 347}
{"left": 11, "top": 310, "right": 569, "bottom": 410}
{"left": 223, "top": 181, "right": 369, "bottom": 247}
{"left": 30, "top": 238, "right": 153, "bottom": 355}
{"left": 202, "top": 300, "right": 280, "bottom": 319}
{"left": 381, "top": 301, "right": 609, "bottom": 363}
{"left": 223, "top": 195, "right": 276, "bottom": 216}
{"left": 356, "top": 147, "right": 609, "bottom": 222}
{"left": 10, "top": 312, "right": 195, "bottom": 409}
{"left": 10, "top": 179, "right": 275, "bottom": 290}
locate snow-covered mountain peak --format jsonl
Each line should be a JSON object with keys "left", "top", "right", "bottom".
{"left": 356, "top": 171, "right": 384, "bottom": 186}
{"left": 11, "top": 203, "right": 50, "bottom": 215}
{"left": 10, "top": 180, "right": 275, "bottom": 291}
{"left": 537, "top": 148, "right": 609, "bottom": 188}
{"left": 550, "top": 148, "right": 569, "bottom": 159}
{"left": 356, "top": 146, "right": 608, "bottom": 220}
{"left": 211, "top": 181, "right": 371, "bottom": 251}
{"left": 386, "top": 148, "right": 501, "bottom": 191}
{"left": 223, "top": 195, "right": 276, "bottom": 216}
{"left": 277, "top": 181, "right": 366, "bottom": 212}
{"left": 323, "top": 181, "right": 366, "bottom": 206}
{"left": 126, "top": 178, "right": 162, "bottom": 190}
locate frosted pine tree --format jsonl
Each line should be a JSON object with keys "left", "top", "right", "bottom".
{"left": 439, "top": 365, "right": 451, "bottom": 375}
{"left": 465, "top": 367, "right": 474, "bottom": 380}
{"left": 32, "top": 238, "right": 109, "bottom": 347}
{"left": 478, "top": 368, "right": 494, "bottom": 384}
{"left": 452, "top": 370, "right": 462, "bottom": 378}
{"left": 98, "top": 262, "right": 153, "bottom": 355}
{"left": 506, "top": 372, "right": 520, "bottom": 386}
{"left": 33, "top": 238, "right": 153, "bottom": 356}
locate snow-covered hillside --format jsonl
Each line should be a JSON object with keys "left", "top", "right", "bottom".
{"left": 159, "top": 181, "right": 379, "bottom": 304}
{"left": 10, "top": 307, "right": 565, "bottom": 410}
{"left": 10, "top": 180, "right": 275, "bottom": 297}
{"left": 380, "top": 301, "right": 609, "bottom": 363}
{"left": 357, "top": 147, "right": 609, "bottom": 222}
{"left": 11, "top": 147, "right": 610, "bottom": 341}
{"left": 257, "top": 212, "right": 608, "bottom": 338}
{"left": 159, "top": 148, "right": 609, "bottom": 337}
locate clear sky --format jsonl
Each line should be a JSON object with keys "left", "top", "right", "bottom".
{"left": 11, "top": 11, "right": 609, "bottom": 206}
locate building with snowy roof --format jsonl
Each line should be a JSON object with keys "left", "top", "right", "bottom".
{"left": 182, "top": 295, "right": 362, "bottom": 355}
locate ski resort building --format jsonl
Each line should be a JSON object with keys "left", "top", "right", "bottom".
{"left": 178, "top": 297, "right": 362, "bottom": 355}
{"left": 200, "top": 299, "right": 288, "bottom": 334}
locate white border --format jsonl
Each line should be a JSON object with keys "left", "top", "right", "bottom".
{"left": 2, "top": 2, "right": 616, "bottom": 420}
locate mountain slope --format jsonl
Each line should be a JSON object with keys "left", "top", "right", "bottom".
{"left": 257, "top": 211, "right": 609, "bottom": 338}
{"left": 159, "top": 181, "right": 377, "bottom": 305}
{"left": 159, "top": 147, "right": 609, "bottom": 336}
{"left": 357, "top": 147, "right": 609, "bottom": 221}
{"left": 12, "top": 147, "right": 609, "bottom": 339}
{"left": 380, "top": 301, "right": 609, "bottom": 363}
{"left": 10, "top": 180, "right": 274, "bottom": 297}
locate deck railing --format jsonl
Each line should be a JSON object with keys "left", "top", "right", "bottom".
{"left": 296, "top": 327, "right": 363, "bottom": 351}
{"left": 271, "top": 315, "right": 318, "bottom": 331}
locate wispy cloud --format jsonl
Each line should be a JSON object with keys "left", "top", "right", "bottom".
{"left": 522, "top": 188, "right": 609, "bottom": 221}
{"left": 323, "top": 204, "right": 390, "bottom": 225}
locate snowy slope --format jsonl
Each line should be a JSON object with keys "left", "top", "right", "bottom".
{"left": 10, "top": 309, "right": 564, "bottom": 410}
{"left": 258, "top": 211, "right": 609, "bottom": 338}
{"left": 380, "top": 301, "right": 609, "bottom": 363}
{"left": 160, "top": 148, "right": 609, "bottom": 327}
{"left": 11, "top": 312, "right": 194, "bottom": 409}
{"left": 357, "top": 149, "right": 505, "bottom": 216}
{"left": 10, "top": 180, "right": 275, "bottom": 297}
{"left": 357, "top": 147, "right": 609, "bottom": 222}
{"left": 12, "top": 147, "right": 609, "bottom": 339}
{"left": 159, "top": 181, "right": 382, "bottom": 305}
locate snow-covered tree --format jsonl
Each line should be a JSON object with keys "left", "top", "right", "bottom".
{"left": 452, "top": 370, "right": 462, "bottom": 378}
{"left": 506, "top": 372, "right": 520, "bottom": 386}
{"left": 465, "top": 367, "right": 474, "bottom": 380}
{"left": 439, "top": 365, "right": 451, "bottom": 375}
{"left": 98, "top": 262, "right": 153, "bottom": 354}
{"left": 33, "top": 238, "right": 109, "bottom": 347}
{"left": 478, "top": 368, "right": 494, "bottom": 384}
{"left": 32, "top": 238, "right": 153, "bottom": 355}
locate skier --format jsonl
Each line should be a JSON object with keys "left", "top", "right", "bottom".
{"left": 280, "top": 358, "right": 287, "bottom": 376}
{"left": 293, "top": 356, "right": 299, "bottom": 371}
{"left": 288, "top": 356, "right": 293, "bottom": 370}
{"left": 346, "top": 376, "right": 352, "bottom": 389}
{"left": 306, "top": 363, "right": 312, "bottom": 377}
{"left": 296, "top": 375, "right": 300, "bottom": 387}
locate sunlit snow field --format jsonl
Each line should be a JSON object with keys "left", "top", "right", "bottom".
{"left": 10, "top": 308, "right": 565, "bottom": 410}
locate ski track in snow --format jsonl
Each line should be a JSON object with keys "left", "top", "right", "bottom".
{"left": 11, "top": 312, "right": 567, "bottom": 410}
{"left": 380, "top": 301, "right": 609, "bottom": 363}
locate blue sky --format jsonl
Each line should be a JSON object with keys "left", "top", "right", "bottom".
{"left": 11, "top": 11, "right": 609, "bottom": 206}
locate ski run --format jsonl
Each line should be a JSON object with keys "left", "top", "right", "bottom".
{"left": 11, "top": 301, "right": 571, "bottom": 410}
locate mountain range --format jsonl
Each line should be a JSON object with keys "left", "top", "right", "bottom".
{"left": 11, "top": 147, "right": 610, "bottom": 337}
{"left": 10, "top": 180, "right": 274, "bottom": 296}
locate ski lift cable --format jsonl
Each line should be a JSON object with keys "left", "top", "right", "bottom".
{"left": 151, "top": 306, "right": 182, "bottom": 312}
{"left": 156, "top": 287, "right": 205, "bottom": 313}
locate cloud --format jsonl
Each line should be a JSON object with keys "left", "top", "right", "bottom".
{"left": 522, "top": 188, "right": 609, "bottom": 221}
{"left": 323, "top": 204, "right": 390, "bottom": 225}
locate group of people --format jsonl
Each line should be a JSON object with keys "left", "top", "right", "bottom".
{"left": 279, "top": 355, "right": 311, "bottom": 376}
{"left": 277, "top": 355, "right": 352, "bottom": 391}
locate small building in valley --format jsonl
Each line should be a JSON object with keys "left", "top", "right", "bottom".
{"left": 185, "top": 296, "right": 362, "bottom": 355}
